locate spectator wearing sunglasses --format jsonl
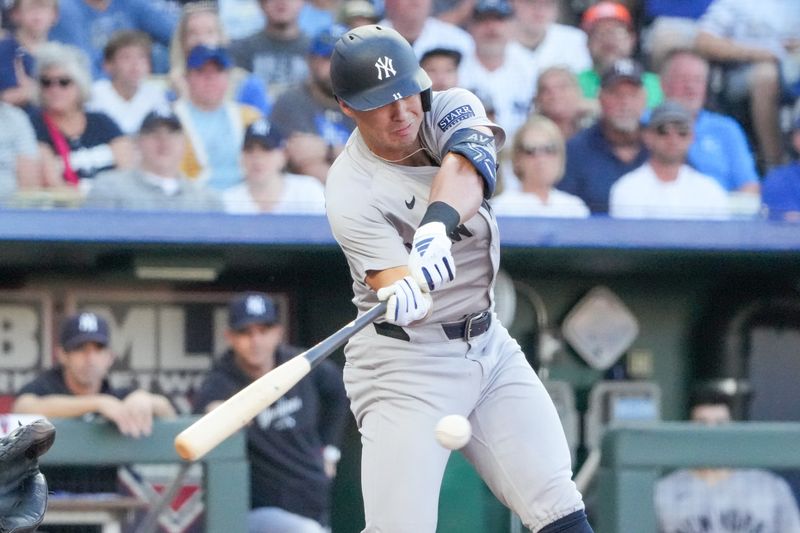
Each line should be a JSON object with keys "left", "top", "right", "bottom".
{"left": 492, "top": 114, "right": 589, "bottom": 217}
{"left": 609, "top": 100, "right": 730, "bottom": 219}
{"left": 28, "top": 42, "right": 134, "bottom": 193}
{"left": 659, "top": 49, "right": 760, "bottom": 196}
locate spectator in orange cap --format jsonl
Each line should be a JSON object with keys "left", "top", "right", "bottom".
{"left": 578, "top": 1, "right": 663, "bottom": 108}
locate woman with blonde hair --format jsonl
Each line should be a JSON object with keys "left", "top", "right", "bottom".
{"left": 169, "top": 1, "right": 271, "bottom": 116}
{"left": 492, "top": 115, "right": 590, "bottom": 217}
{"left": 29, "top": 42, "right": 133, "bottom": 192}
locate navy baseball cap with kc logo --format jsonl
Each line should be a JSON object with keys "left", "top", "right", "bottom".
{"left": 60, "top": 312, "right": 110, "bottom": 351}
{"left": 228, "top": 292, "right": 279, "bottom": 331}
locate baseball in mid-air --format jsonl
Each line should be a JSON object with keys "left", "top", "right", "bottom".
{"left": 435, "top": 415, "right": 472, "bottom": 450}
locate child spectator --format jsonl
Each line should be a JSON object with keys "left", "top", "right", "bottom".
{"left": 88, "top": 31, "right": 169, "bottom": 134}
{"left": 0, "top": 0, "right": 58, "bottom": 109}
{"left": 420, "top": 48, "right": 461, "bottom": 92}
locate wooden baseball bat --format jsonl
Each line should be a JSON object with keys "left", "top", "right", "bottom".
{"left": 174, "top": 302, "right": 386, "bottom": 461}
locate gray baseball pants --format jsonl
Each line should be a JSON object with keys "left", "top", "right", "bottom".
{"left": 343, "top": 316, "right": 584, "bottom": 533}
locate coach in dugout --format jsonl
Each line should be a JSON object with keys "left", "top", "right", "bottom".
{"left": 13, "top": 311, "right": 176, "bottom": 513}
{"left": 193, "top": 292, "right": 349, "bottom": 533}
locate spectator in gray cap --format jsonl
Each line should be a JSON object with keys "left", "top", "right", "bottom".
{"left": 610, "top": 100, "right": 730, "bottom": 219}
{"left": 84, "top": 109, "right": 223, "bottom": 211}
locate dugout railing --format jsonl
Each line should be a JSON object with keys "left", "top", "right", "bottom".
{"left": 39, "top": 417, "right": 249, "bottom": 532}
{"left": 594, "top": 422, "right": 800, "bottom": 533}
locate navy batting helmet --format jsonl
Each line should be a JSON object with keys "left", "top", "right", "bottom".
{"left": 331, "top": 25, "right": 432, "bottom": 112}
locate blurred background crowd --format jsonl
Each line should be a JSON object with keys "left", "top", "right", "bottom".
{"left": 0, "top": 0, "right": 798, "bottom": 221}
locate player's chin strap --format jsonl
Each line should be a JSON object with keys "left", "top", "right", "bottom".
{"left": 538, "top": 510, "right": 594, "bottom": 533}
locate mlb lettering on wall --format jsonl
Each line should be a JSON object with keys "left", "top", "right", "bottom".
{"left": 0, "top": 291, "right": 53, "bottom": 410}
{"left": 64, "top": 290, "right": 289, "bottom": 414}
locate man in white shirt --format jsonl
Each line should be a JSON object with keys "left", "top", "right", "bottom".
{"left": 85, "top": 109, "right": 222, "bottom": 211}
{"left": 610, "top": 100, "right": 730, "bottom": 219}
{"left": 458, "top": 0, "right": 538, "bottom": 139}
{"left": 511, "top": 0, "right": 591, "bottom": 74}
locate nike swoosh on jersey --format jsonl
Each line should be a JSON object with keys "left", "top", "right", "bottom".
{"left": 405, "top": 196, "right": 416, "bottom": 209}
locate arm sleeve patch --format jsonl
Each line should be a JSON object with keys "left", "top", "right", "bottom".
{"left": 442, "top": 127, "right": 498, "bottom": 198}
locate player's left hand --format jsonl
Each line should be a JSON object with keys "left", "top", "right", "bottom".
{"left": 377, "top": 276, "right": 433, "bottom": 326}
{"left": 408, "top": 222, "right": 455, "bottom": 292}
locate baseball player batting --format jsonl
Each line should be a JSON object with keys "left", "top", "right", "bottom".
{"left": 325, "top": 25, "right": 593, "bottom": 533}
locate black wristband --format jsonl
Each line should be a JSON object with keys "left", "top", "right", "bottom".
{"left": 420, "top": 201, "right": 460, "bottom": 235}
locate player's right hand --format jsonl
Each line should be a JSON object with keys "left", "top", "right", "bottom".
{"left": 376, "top": 276, "right": 433, "bottom": 326}
{"left": 408, "top": 222, "right": 456, "bottom": 292}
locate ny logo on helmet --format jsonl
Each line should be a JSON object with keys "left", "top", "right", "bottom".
{"left": 375, "top": 57, "right": 396, "bottom": 80}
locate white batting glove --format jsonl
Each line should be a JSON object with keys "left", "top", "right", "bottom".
{"left": 408, "top": 222, "right": 455, "bottom": 292}
{"left": 376, "top": 276, "right": 433, "bottom": 326}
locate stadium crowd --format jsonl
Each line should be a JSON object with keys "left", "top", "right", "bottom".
{"left": 0, "top": 0, "right": 798, "bottom": 220}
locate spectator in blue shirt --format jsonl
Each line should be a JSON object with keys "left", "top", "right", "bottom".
{"left": 49, "top": 0, "right": 179, "bottom": 78}
{"left": 659, "top": 48, "right": 760, "bottom": 195}
{"left": 762, "top": 118, "right": 800, "bottom": 222}
{"left": 559, "top": 58, "right": 649, "bottom": 214}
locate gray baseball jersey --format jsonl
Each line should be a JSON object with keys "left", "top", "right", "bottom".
{"left": 325, "top": 89, "right": 585, "bottom": 532}
{"left": 655, "top": 469, "right": 800, "bottom": 533}
{"left": 326, "top": 88, "right": 504, "bottom": 325}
